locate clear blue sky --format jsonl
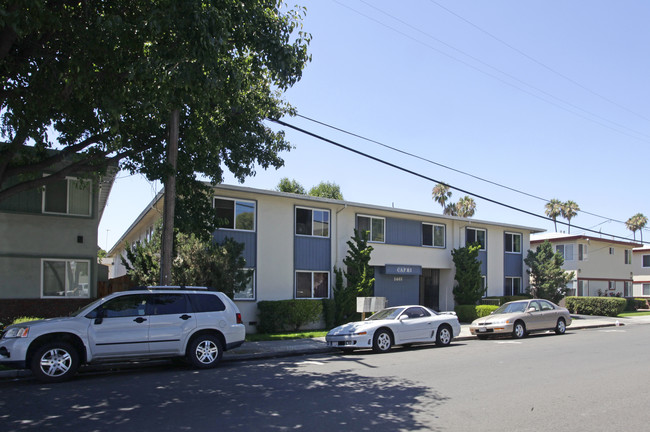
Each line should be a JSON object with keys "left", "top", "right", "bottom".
{"left": 100, "top": 0, "right": 650, "bottom": 251}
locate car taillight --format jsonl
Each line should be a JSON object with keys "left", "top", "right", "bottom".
{"left": 236, "top": 313, "right": 243, "bottom": 324}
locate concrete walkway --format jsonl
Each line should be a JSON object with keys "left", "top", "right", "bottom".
{"left": 2, "top": 314, "right": 649, "bottom": 380}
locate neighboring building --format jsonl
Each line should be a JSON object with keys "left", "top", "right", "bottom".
{"left": 0, "top": 169, "right": 116, "bottom": 312}
{"left": 108, "top": 184, "right": 543, "bottom": 332}
{"left": 632, "top": 246, "right": 650, "bottom": 297}
{"left": 530, "top": 233, "right": 640, "bottom": 298}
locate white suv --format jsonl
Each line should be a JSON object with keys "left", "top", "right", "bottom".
{"left": 0, "top": 287, "right": 245, "bottom": 382}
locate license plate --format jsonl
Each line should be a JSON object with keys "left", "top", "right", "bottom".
{"left": 478, "top": 327, "right": 486, "bottom": 333}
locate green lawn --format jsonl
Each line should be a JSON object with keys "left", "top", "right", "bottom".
{"left": 618, "top": 311, "right": 650, "bottom": 317}
{"left": 246, "top": 330, "right": 328, "bottom": 342}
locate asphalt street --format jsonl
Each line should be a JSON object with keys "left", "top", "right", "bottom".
{"left": 1, "top": 323, "right": 649, "bottom": 431}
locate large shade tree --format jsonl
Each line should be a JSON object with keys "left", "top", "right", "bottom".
{"left": 0, "top": 1, "right": 311, "bottom": 237}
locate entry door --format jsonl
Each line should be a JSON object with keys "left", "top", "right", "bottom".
{"left": 87, "top": 294, "right": 151, "bottom": 359}
{"left": 420, "top": 269, "right": 440, "bottom": 311}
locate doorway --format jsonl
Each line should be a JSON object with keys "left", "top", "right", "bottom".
{"left": 420, "top": 269, "right": 440, "bottom": 311}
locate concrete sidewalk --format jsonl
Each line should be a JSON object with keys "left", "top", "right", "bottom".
{"left": 2, "top": 314, "right": 649, "bottom": 380}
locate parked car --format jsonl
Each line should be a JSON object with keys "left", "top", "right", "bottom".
{"left": 0, "top": 287, "right": 245, "bottom": 382}
{"left": 469, "top": 299, "right": 572, "bottom": 339}
{"left": 326, "top": 305, "right": 461, "bottom": 353}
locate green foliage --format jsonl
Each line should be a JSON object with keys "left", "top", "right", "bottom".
{"left": 321, "top": 299, "right": 337, "bottom": 329}
{"left": 122, "top": 224, "right": 250, "bottom": 298}
{"left": 565, "top": 296, "right": 626, "bottom": 317}
{"left": 525, "top": 241, "right": 574, "bottom": 304}
{"left": 12, "top": 317, "right": 43, "bottom": 325}
{"left": 257, "top": 300, "right": 323, "bottom": 333}
{"left": 97, "top": 248, "right": 107, "bottom": 263}
{"left": 331, "top": 230, "right": 375, "bottom": 325}
{"left": 308, "top": 181, "right": 344, "bottom": 200}
{"left": 0, "top": 1, "right": 311, "bottom": 238}
{"left": 451, "top": 244, "right": 484, "bottom": 305}
{"left": 276, "top": 177, "right": 306, "bottom": 194}
{"left": 454, "top": 305, "right": 498, "bottom": 323}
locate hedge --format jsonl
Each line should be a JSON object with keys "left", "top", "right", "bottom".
{"left": 565, "top": 296, "right": 626, "bottom": 317}
{"left": 257, "top": 300, "right": 323, "bottom": 333}
{"left": 455, "top": 304, "right": 499, "bottom": 323}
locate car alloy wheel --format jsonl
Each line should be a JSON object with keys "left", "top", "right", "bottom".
{"left": 31, "top": 342, "right": 79, "bottom": 383}
{"left": 436, "top": 325, "right": 452, "bottom": 346}
{"left": 372, "top": 330, "right": 392, "bottom": 353}
{"left": 513, "top": 321, "right": 526, "bottom": 339}
{"left": 555, "top": 318, "right": 566, "bottom": 335}
{"left": 188, "top": 335, "right": 223, "bottom": 368}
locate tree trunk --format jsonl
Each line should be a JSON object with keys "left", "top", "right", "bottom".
{"left": 160, "top": 108, "right": 180, "bottom": 285}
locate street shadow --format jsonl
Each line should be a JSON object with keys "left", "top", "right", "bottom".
{"left": 0, "top": 355, "right": 448, "bottom": 432}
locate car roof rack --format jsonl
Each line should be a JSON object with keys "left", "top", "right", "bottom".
{"left": 128, "top": 285, "right": 210, "bottom": 291}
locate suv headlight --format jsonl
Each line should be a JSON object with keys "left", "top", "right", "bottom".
{"left": 3, "top": 327, "right": 30, "bottom": 338}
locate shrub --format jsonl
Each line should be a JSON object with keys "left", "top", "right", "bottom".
{"left": 565, "top": 296, "right": 626, "bottom": 317}
{"left": 454, "top": 305, "right": 498, "bottom": 323}
{"left": 257, "top": 300, "right": 323, "bottom": 333}
{"left": 321, "top": 299, "right": 336, "bottom": 329}
{"left": 634, "top": 298, "right": 649, "bottom": 310}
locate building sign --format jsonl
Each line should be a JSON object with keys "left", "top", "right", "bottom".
{"left": 383, "top": 264, "right": 422, "bottom": 276}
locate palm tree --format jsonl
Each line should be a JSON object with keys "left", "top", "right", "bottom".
{"left": 627, "top": 213, "right": 648, "bottom": 241}
{"left": 545, "top": 199, "right": 563, "bottom": 232}
{"left": 561, "top": 200, "right": 580, "bottom": 234}
{"left": 432, "top": 183, "right": 452, "bottom": 212}
{"left": 456, "top": 196, "right": 476, "bottom": 218}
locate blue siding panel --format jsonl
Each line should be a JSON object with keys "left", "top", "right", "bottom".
{"left": 295, "top": 236, "right": 330, "bottom": 271}
{"left": 504, "top": 253, "right": 523, "bottom": 277}
{"left": 213, "top": 230, "right": 257, "bottom": 267}
{"left": 385, "top": 217, "right": 421, "bottom": 246}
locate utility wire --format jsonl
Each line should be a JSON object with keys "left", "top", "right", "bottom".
{"left": 427, "top": 0, "right": 650, "bottom": 124}
{"left": 335, "top": 0, "right": 650, "bottom": 143}
{"left": 296, "top": 113, "right": 643, "bottom": 231}
{"left": 270, "top": 117, "right": 648, "bottom": 245}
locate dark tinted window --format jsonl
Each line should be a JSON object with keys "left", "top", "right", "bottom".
{"left": 295, "top": 208, "right": 312, "bottom": 235}
{"left": 90, "top": 294, "right": 149, "bottom": 318}
{"left": 189, "top": 293, "right": 226, "bottom": 312}
{"left": 403, "top": 307, "right": 431, "bottom": 319}
{"left": 151, "top": 294, "right": 189, "bottom": 315}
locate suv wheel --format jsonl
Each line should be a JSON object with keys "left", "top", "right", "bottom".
{"left": 187, "top": 334, "right": 223, "bottom": 368}
{"left": 31, "top": 341, "right": 79, "bottom": 383}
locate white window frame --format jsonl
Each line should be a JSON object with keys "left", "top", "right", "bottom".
{"left": 422, "top": 223, "right": 445, "bottom": 248}
{"left": 466, "top": 227, "right": 487, "bottom": 251}
{"left": 505, "top": 232, "right": 522, "bottom": 254}
{"left": 579, "top": 244, "right": 588, "bottom": 261}
{"left": 295, "top": 206, "right": 330, "bottom": 238}
{"left": 505, "top": 276, "right": 522, "bottom": 295}
{"left": 234, "top": 268, "right": 256, "bottom": 300}
{"left": 644, "top": 283, "right": 650, "bottom": 296}
{"left": 41, "top": 258, "right": 91, "bottom": 298}
{"left": 42, "top": 176, "right": 92, "bottom": 217}
{"left": 624, "top": 250, "right": 632, "bottom": 265}
{"left": 295, "top": 270, "right": 330, "bottom": 299}
{"left": 213, "top": 197, "right": 256, "bottom": 232}
{"left": 357, "top": 214, "right": 386, "bottom": 243}
{"left": 556, "top": 244, "right": 574, "bottom": 261}
{"left": 608, "top": 281, "right": 616, "bottom": 291}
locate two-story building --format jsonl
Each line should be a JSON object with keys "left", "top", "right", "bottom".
{"left": 530, "top": 233, "right": 640, "bottom": 297}
{"left": 108, "top": 184, "right": 543, "bottom": 332}
{"left": 0, "top": 168, "right": 116, "bottom": 320}
{"left": 632, "top": 246, "right": 650, "bottom": 297}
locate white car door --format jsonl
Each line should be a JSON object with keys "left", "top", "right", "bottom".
{"left": 148, "top": 293, "right": 197, "bottom": 355}
{"left": 87, "top": 294, "right": 150, "bottom": 359}
{"left": 397, "top": 307, "right": 435, "bottom": 342}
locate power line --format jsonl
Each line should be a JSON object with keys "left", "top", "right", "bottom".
{"left": 334, "top": 0, "right": 650, "bottom": 143}
{"left": 270, "top": 117, "right": 648, "bottom": 245}
{"left": 295, "top": 113, "right": 644, "bottom": 232}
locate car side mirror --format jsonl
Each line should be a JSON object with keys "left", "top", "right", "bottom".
{"left": 527, "top": 307, "right": 536, "bottom": 313}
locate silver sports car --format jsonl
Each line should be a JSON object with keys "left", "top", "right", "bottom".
{"left": 326, "top": 305, "right": 461, "bottom": 353}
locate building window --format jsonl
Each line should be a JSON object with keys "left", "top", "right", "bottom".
{"left": 422, "top": 223, "right": 445, "bottom": 248}
{"left": 644, "top": 284, "right": 650, "bottom": 296}
{"left": 579, "top": 244, "right": 588, "bottom": 261}
{"left": 42, "top": 259, "right": 90, "bottom": 298}
{"left": 624, "top": 281, "right": 632, "bottom": 297}
{"left": 505, "top": 232, "right": 521, "bottom": 253}
{"left": 643, "top": 255, "right": 650, "bottom": 268}
{"left": 214, "top": 197, "right": 256, "bottom": 231}
{"left": 578, "top": 280, "right": 587, "bottom": 296}
{"left": 466, "top": 228, "right": 486, "bottom": 250}
{"left": 608, "top": 281, "right": 616, "bottom": 291}
{"left": 609, "top": 247, "right": 615, "bottom": 255}
{"left": 556, "top": 244, "right": 574, "bottom": 260}
{"left": 505, "top": 277, "right": 521, "bottom": 296}
{"left": 295, "top": 207, "right": 330, "bottom": 237}
{"left": 43, "top": 177, "right": 91, "bottom": 216}
{"left": 624, "top": 250, "right": 632, "bottom": 265}
{"left": 295, "top": 271, "right": 329, "bottom": 299}
{"left": 357, "top": 215, "right": 385, "bottom": 243}
{"left": 234, "top": 269, "right": 255, "bottom": 300}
